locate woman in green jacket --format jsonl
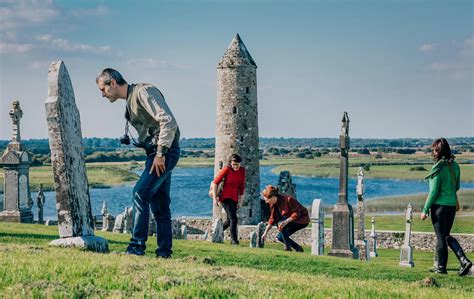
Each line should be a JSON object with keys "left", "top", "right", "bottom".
{"left": 421, "top": 138, "right": 472, "bottom": 276}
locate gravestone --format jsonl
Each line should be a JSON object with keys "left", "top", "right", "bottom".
{"left": 181, "top": 225, "right": 188, "bottom": 240}
{"left": 36, "top": 184, "right": 46, "bottom": 224}
{"left": 101, "top": 201, "right": 114, "bottom": 232}
{"left": 277, "top": 171, "right": 296, "bottom": 198}
{"left": 369, "top": 217, "right": 378, "bottom": 258}
{"left": 113, "top": 214, "right": 124, "bottom": 233}
{"left": 203, "top": 230, "right": 209, "bottom": 241}
{"left": 329, "top": 112, "right": 358, "bottom": 259}
{"left": 399, "top": 203, "right": 414, "bottom": 267}
{"left": 122, "top": 207, "right": 132, "bottom": 234}
{"left": 250, "top": 231, "right": 257, "bottom": 248}
{"left": 0, "top": 100, "right": 33, "bottom": 223}
{"left": 210, "top": 218, "right": 224, "bottom": 243}
{"left": 311, "top": 199, "right": 324, "bottom": 255}
{"left": 45, "top": 61, "right": 108, "bottom": 252}
{"left": 355, "top": 168, "right": 369, "bottom": 261}
{"left": 257, "top": 221, "right": 266, "bottom": 248}
{"left": 148, "top": 213, "right": 156, "bottom": 236}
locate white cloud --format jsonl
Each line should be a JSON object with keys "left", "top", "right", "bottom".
{"left": 30, "top": 60, "right": 52, "bottom": 69}
{"left": 70, "top": 5, "right": 110, "bottom": 17}
{"left": 0, "top": 42, "right": 34, "bottom": 54}
{"left": 49, "top": 38, "right": 112, "bottom": 54}
{"left": 0, "top": 0, "right": 59, "bottom": 31}
{"left": 419, "top": 43, "right": 437, "bottom": 52}
{"left": 126, "top": 58, "right": 187, "bottom": 71}
{"left": 460, "top": 36, "right": 474, "bottom": 56}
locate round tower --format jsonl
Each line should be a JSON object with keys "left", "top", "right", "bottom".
{"left": 215, "top": 34, "right": 260, "bottom": 225}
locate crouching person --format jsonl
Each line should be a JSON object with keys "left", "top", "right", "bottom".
{"left": 261, "top": 185, "right": 309, "bottom": 252}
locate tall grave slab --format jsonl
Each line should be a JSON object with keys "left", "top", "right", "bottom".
{"left": 0, "top": 101, "right": 33, "bottom": 223}
{"left": 329, "top": 112, "right": 358, "bottom": 259}
{"left": 311, "top": 199, "right": 324, "bottom": 256}
{"left": 399, "top": 203, "right": 414, "bottom": 267}
{"left": 45, "top": 60, "right": 108, "bottom": 252}
{"left": 369, "top": 217, "right": 378, "bottom": 258}
{"left": 355, "top": 167, "right": 369, "bottom": 261}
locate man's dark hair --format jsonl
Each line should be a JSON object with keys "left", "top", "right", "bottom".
{"left": 96, "top": 68, "right": 127, "bottom": 85}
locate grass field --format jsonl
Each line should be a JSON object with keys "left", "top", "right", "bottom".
{"left": 0, "top": 223, "right": 473, "bottom": 297}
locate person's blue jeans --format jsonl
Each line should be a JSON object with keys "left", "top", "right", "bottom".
{"left": 277, "top": 221, "right": 308, "bottom": 251}
{"left": 129, "top": 145, "right": 180, "bottom": 257}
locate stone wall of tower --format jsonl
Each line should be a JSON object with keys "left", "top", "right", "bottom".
{"left": 215, "top": 64, "right": 260, "bottom": 225}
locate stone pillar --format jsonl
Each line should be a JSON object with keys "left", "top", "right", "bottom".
{"left": 0, "top": 100, "right": 33, "bottom": 223}
{"left": 311, "top": 199, "right": 325, "bottom": 255}
{"left": 45, "top": 60, "right": 108, "bottom": 252}
{"left": 37, "top": 184, "right": 46, "bottom": 224}
{"left": 215, "top": 34, "right": 260, "bottom": 224}
{"left": 257, "top": 221, "right": 266, "bottom": 248}
{"left": 329, "top": 112, "right": 358, "bottom": 259}
{"left": 210, "top": 218, "right": 224, "bottom": 243}
{"left": 249, "top": 231, "right": 257, "bottom": 248}
{"left": 113, "top": 214, "right": 124, "bottom": 233}
{"left": 355, "top": 168, "right": 369, "bottom": 261}
{"left": 277, "top": 171, "right": 296, "bottom": 198}
{"left": 399, "top": 203, "right": 415, "bottom": 267}
{"left": 369, "top": 217, "right": 378, "bottom": 258}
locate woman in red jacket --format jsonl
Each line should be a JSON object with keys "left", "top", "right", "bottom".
{"left": 212, "top": 154, "right": 246, "bottom": 245}
{"left": 261, "top": 185, "right": 309, "bottom": 252}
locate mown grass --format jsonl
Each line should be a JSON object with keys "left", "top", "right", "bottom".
{"left": 0, "top": 223, "right": 473, "bottom": 298}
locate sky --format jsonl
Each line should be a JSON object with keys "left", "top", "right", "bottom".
{"left": 0, "top": 0, "right": 473, "bottom": 140}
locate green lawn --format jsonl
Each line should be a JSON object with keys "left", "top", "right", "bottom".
{"left": 0, "top": 223, "right": 473, "bottom": 297}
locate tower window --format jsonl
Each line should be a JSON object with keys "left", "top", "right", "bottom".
{"left": 246, "top": 87, "right": 250, "bottom": 94}
{"left": 233, "top": 106, "right": 237, "bottom": 114}
{"left": 240, "top": 136, "right": 244, "bottom": 142}
{"left": 249, "top": 209, "right": 252, "bottom": 218}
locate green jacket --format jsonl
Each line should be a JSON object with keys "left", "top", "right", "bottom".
{"left": 422, "top": 159, "right": 460, "bottom": 214}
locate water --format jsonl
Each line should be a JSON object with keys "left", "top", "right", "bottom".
{"left": 11, "top": 166, "right": 474, "bottom": 220}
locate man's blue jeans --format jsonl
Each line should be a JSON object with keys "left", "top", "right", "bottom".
{"left": 129, "top": 145, "right": 180, "bottom": 257}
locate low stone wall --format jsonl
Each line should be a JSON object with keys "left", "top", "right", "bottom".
{"left": 183, "top": 218, "right": 474, "bottom": 252}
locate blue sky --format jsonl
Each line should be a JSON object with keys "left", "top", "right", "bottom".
{"left": 0, "top": 0, "right": 472, "bottom": 140}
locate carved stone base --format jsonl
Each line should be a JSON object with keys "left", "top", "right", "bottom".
{"left": 399, "top": 245, "right": 414, "bottom": 267}
{"left": 328, "top": 248, "right": 359, "bottom": 259}
{"left": 329, "top": 203, "right": 358, "bottom": 259}
{"left": 50, "top": 235, "right": 109, "bottom": 253}
{"left": 0, "top": 209, "right": 33, "bottom": 223}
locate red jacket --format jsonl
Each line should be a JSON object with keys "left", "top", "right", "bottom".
{"left": 213, "top": 166, "right": 245, "bottom": 203}
{"left": 268, "top": 195, "right": 309, "bottom": 226}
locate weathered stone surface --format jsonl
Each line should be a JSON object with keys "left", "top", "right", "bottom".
{"left": 45, "top": 60, "right": 96, "bottom": 239}
{"left": 329, "top": 112, "right": 358, "bottom": 259}
{"left": 210, "top": 218, "right": 224, "bottom": 243}
{"left": 277, "top": 171, "right": 296, "bottom": 198}
{"left": 36, "top": 184, "right": 46, "bottom": 224}
{"left": 215, "top": 34, "right": 260, "bottom": 225}
{"left": 249, "top": 231, "right": 257, "bottom": 248}
{"left": 148, "top": 213, "right": 156, "bottom": 236}
{"left": 400, "top": 203, "right": 414, "bottom": 267}
{"left": 122, "top": 207, "right": 132, "bottom": 234}
{"left": 113, "top": 214, "right": 124, "bottom": 233}
{"left": 311, "top": 199, "right": 324, "bottom": 256}
{"left": 256, "top": 221, "right": 266, "bottom": 248}
{"left": 181, "top": 225, "right": 188, "bottom": 240}
{"left": 356, "top": 168, "right": 369, "bottom": 261}
{"left": 369, "top": 217, "right": 378, "bottom": 257}
{"left": 50, "top": 236, "right": 108, "bottom": 253}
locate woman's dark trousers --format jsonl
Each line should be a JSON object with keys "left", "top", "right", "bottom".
{"left": 431, "top": 204, "right": 457, "bottom": 271}
{"left": 277, "top": 222, "right": 308, "bottom": 251}
{"left": 222, "top": 198, "right": 238, "bottom": 242}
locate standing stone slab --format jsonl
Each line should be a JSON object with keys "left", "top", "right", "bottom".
{"left": 45, "top": 60, "right": 107, "bottom": 252}
{"left": 210, "top": 218, "right": 224, "bottom": 243}
{"left": 257, "top": 221, "right": 266, "bottom": 248}
{"left": 249, "top": 231, "right": 257, "bottom": 248}
{"left": 113, "top": 214, "right": 124, "bottom": 233}
{"left": 399, "top": 203, "right": 414, "bottom": 267}
{"left": 311, "top": 199, "right": 324, "bottom": 255}
{"left": 355, "top": 168, "right": 369, "bottom": 261}
{"left": 369, "top": 217, "right": 378, "bottom": 258}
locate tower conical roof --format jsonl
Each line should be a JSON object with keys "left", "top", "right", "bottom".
{"left": 218, "top": 34, "right": 257, "bottom": 68}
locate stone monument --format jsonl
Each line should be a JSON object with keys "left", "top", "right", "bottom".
{"left": 215, "top": 33, "right": 260, "bottom": 224}
{"left": 277, "top": 171, "right": 296, "bottom": 198}
{"left": 399, "top": 203, "right": 415, "bottom": 267}
{"left": 122, "top": 207, "right": 132, "bottom": 234}
{"left": 0, "top": 101, "right": 34, "bottom": 223}
{"left": 101, "top": 201, "right": 114, "bottom": 232}
{"left": 369, "top": 217, "right": 378, "bottom": 258}
{"left": 329, "top": 112, "right": 358, "bottom": 259}
{"left": 355, "top": 167, "right": 370, "bottom": 261}
{"left": 311, "top": 199, "right": 324, "bottom": 256}
{"left": 210, "top": 218, "right": 224, "bottom": 243}
{"left": 36, "top": 184, "right": 46, "bottom": 224}
{"left": 249, "top": 231, "right": 257, "bottom": 248}
{"left": 45, "top": 60, "right": 108, "bottom": 252}
{"left": 257, "top": 221, "right": 266, "bottom": 248}
{"left": 113, "top": 214, "right": 124, "bottom": 233}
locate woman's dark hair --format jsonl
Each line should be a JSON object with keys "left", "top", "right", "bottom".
{"left": 229, "top": 154, "right": 242, "bottom": 163}
{"left": 431, "top": 138, "right": 453, "bottom": 161}
{"left": 262, "top": 185, "right": 280, "bottom": 199}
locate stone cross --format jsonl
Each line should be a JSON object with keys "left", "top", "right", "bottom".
{"left": 311, "top": 199, "right": 324, "bottom": 256}
{"left": 45, "top": 60, "right": 108, "bottom": 252}
{"left": 257, "top": 221, "right": 266, "bottom": 248}
{"left": 399, "top": 203, "right": 414, "bottom": 267}
{"left": 249, "top": 231, "right": 257, "bottom": 248}
{"left": 277, "top": 171, "right": 297, "bottom": 198}
{"left": 329, "top": 112, "right": 358, "bottom": 259}
{"left": 9, "top": 101, "right": 23, "bottom": 143}
{"left": 369, "top": 217, "right": 378, "bottom": 258}
{"left": 355, "top": 168, "right": 369, "bottom": 261}
{"left": 210, "top": 218, "right": 224, "bottom": 243}
{"left": 36, "top": 184, "right": 46, "bottom": 224}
